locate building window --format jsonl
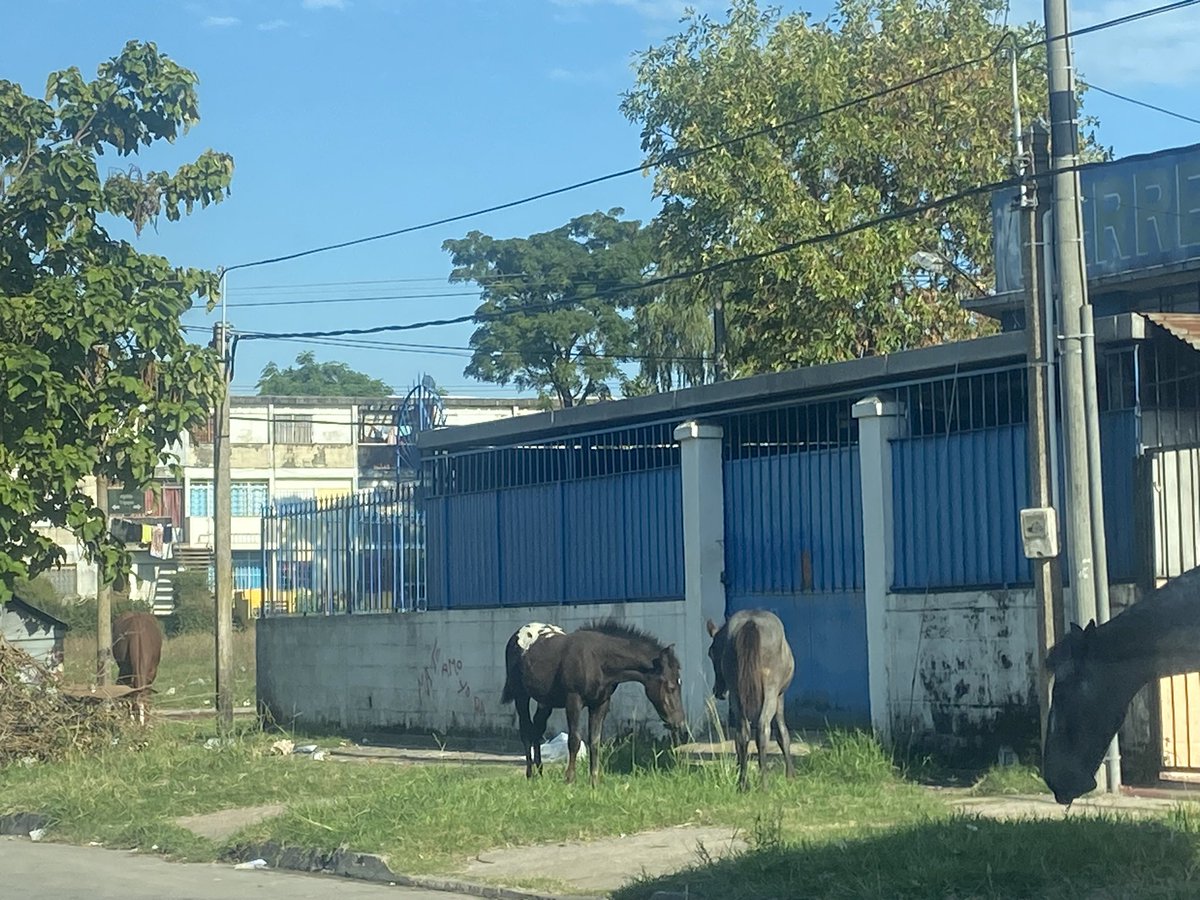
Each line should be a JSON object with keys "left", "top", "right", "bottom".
{"left": 274, "top": 414, "right": 313, "bottom": 444}
{"left": 189, "top": 482, "right": 213, "bottom": 517}
{"left": 231, "top": 481, "right": 271, "bottom": 517}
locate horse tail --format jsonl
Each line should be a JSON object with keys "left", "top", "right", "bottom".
{"left": 501, "top": 631, "right": 522, "bottom": 705}
{"left": 734, "top": 620, "right": 764, "bottom": 722}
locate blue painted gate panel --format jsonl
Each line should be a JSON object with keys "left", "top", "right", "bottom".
{"left": 501, "top": 484, "right": 564, "bottom": 604}
{"left": 725, "top": 592, "right": 869, "bottom": 725}
{"left": 427, "top": 467, "right": 683, "bottom": 608}
{"left": 723, "top": 446, "right": 864, "bottom": 594}
{"left": 435, "top": 492, "right": 501, "bottom": 607}
{"left": 1099, "top": 410, "right": 1139, "bottom": 582}
{"left": 892, "top": 425, "right": 1030, "bottom": 589}
{"left": 723, "top": 445, "right": 869, "bottom": 723}
{"left": 562, "top": 470, "right": 684, "bottom": 601}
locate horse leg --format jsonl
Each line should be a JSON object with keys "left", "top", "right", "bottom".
{"left": 564, "top": 694, "right": 583, "bottom": 785}
{"left": 773, "top": 691, "right": 795, "bottom": 780}
{"left": 532, "top": 704, "right": 552, "bottom": 777}
{"left": 731, "top": 706, "right": 751, "bottom": 793}
{"left": 516, "top": 698, "right": 536, "bottom": 778}
{"left": 757, "top": 691, "right": 778, "bottom": 791}
{"left": 586, "top": 699, "right": 611, "bottom": 788}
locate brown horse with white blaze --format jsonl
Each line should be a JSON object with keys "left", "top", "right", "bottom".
{"left": 112, "top": 611, "right": 163, "bottom": 724}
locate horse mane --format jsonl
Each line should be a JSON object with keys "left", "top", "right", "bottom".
{"left": 578, "top": 618, "right": 669, "bottom": 653}
{"left": 1050, "top": 566, "right": 1200, "bottom": 668}
{"left": 733, "top": 620, "right": 764, "bottom": 720}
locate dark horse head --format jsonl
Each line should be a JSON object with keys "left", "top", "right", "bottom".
{"left": 1043, "top": 620, "right": 1141, "bottom": 805}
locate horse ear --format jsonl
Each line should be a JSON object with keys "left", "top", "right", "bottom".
{"left": 1084, "top": 620, "right": 1097, "bottom": 635}
{"left": 706, "top": 619, "right": 718, "bottom": 637}
{"left": 1069, "top": 622, "right": 1084, "bottom": 635}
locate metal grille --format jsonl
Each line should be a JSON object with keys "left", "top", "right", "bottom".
{"left": 722, "top": 401, "right": 864, "bottom": 594}
{"left": 898, "top": 368, "right": 1028, "bottom": 437}
{"left": 260, "top": 484, "right": 426, "bottom": 615}
{"left": 423, "top": 422, "right": 681, "bottom": 497}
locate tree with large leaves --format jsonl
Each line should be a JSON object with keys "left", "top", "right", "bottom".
{"left": 444, "top": 209, "right": 653, "bottom": 408}
{"left": 621, "top": 0, "right": 1099, "bottom": 375}
{"left": 0, "top": 41, "right": 233, "bottom": 600}
{"left": 257, "top": 351, "right": 391, "bottom": 397}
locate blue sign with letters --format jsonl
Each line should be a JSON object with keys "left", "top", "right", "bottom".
{"left": 993, "top": 143, "right": 1200, "bottom": 294}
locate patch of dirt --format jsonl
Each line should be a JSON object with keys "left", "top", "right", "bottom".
{"left": 462, "top": 825, "right": 747, "bottom": 893}
{"left": 175, "top": 804, "right": 286, "bottom": 841}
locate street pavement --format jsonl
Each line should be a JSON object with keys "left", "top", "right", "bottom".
{"left": 0, "top": 837, "right": 478, "bottom": 900}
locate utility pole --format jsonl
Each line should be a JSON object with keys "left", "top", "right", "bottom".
{"left": 95, "top": 475, "right": 113, "bottom": 686}
{"left": 1020, "top": 120, "right": 1061, "bottom": 750}
{"left": 1043, "top": 0, "right": 1117, "bottom": 791}
{"left": 212, "top": 318, "right": 234, "bottom": 732}
{"left": 713, "top": 287, "right": 727, "bottom": 383}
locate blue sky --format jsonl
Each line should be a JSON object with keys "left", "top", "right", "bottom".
{"left": 3, "top": 0, "right": 1198, "bottom": 398}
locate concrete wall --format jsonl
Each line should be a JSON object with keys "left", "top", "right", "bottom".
{"left": 885, "top": 584, "right": 1150, "bottom": 759}
{"left": 257, "top": 600, "right": 705, "bottom": 737}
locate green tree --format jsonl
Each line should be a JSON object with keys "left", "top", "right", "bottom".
{"left": 621, "top": 0, "right": 1098, "bottom": 374}
{"left": 256, "top": 351, "right": 391, "bottom": 397}
{"left": 0, "top": 41, "right": 233, "bottom": 600}
{"left": 444, "top": 209, "right": 653, "bottom": 408}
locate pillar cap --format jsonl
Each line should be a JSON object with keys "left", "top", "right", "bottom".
{"left": 852, "top": 396, "right": 905, "bottom": 420}
{"left": 673, "top": 421, "right": 723, "bottom": 441}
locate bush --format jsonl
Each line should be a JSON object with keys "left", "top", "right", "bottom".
{"left": 11, "top": 575, "right": 60, "bottom": 610}
{"left": 163, "top": 569, "right": 214, "bottom": 637}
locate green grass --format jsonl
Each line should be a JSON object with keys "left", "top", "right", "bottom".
{"left": 969, "top": 762, "right": 1050, "bottom": 796}
{"left": 0, "top": 725, "right": 939, "bottom": 877}
{"left": 5, "top": 725, "right": 1200, "bottom": 897}
{"left": 613, "top": 811, "right": 1200, "bottom": 899}
{"left": 62, "top": 627, "right": 256, "bottom": 710}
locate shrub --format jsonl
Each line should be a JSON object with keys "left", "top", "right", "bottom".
{"left": 163, "top": 569, "right": 214, "bottom": 637}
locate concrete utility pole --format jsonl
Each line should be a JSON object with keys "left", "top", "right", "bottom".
{"left": 1042, "top": 0, "right": 1118, "bottom": 791}
{"left": 212, "top": 316, "right": 234, "bottom": 732}
{"left": 95, "top": 475, "right": 113, "bottom": 686}
{"left": 1019, "top": 121, "right": 1062, "bottom": 750}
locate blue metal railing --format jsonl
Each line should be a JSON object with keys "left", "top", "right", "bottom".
{"left": 260, "top": 483, "right": 426, "bottom": 615}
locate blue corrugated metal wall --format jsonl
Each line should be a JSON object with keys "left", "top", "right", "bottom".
{"left": 892, "top": 424, "right": 1030, "bottom": 589}
{"left": 426, "top": 468, "right": 683, "bottom": 608}
{"left": 892, "top": 410, "right": 1141, "bottom": 590}
{"left": 724, "top": 447, "right": 864, "bottom": 593}
{"left": 723, "top": 443, "right": 869, "bottom": 724}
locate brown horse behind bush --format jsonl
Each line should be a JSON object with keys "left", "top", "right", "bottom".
{"left": 112, "top": 611, "right": 163, "bottom": 724}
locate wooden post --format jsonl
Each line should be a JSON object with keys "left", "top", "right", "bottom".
{"left": 95, "top": 475, "right": 113, "bottom": 686}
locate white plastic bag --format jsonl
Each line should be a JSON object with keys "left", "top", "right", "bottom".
{"left": 539, "top": 732, "right": 586, "bottom": 762}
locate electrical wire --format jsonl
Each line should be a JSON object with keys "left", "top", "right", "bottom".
{"left": 238, "top": 175, "right": 1013, "bottom": 342}
{"left": 1084, "top": 83, "right": 1200, "bottom": 127}
{"left": 215, "top": 0, "right": 1200, "bottom": 276}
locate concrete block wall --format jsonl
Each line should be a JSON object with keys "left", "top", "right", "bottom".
{"left": 885, "top": 584, "right": 1150, "bottom": 757}
{"left": 257, "top": 599, "right": 701, "bottom": 736}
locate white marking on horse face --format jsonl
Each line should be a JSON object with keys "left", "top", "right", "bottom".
{"left": 516, "top": 622, "right": 565, "bottom": 652}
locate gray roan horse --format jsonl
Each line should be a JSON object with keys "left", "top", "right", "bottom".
{"left": 706, "top": 609, "right": 796, "bottom": 791}
{"left": 501, "top": 619, "right": 685, "bottom": 786}
{"left": 1044, "top": 565, "right": 1200, "bottom": 804}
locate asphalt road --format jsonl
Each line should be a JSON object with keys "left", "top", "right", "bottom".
{"left": 0, "top": 837, "right": 478, "bottom": 899}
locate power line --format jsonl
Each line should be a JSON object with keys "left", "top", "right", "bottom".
{"left": 1085, "top": 83, "right": 1200, "bottom": 127}
{"left": 229, "top": 291, "right": 484, "bottom": 309}
{"left": 239, "top": 175, "right": 1013, "bottom": 342}
{"left": 217, "top": 0, "right": 1200, "bottom": 278}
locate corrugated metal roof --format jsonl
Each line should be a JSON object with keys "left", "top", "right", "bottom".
{"left": 1145, "top": 313, "right": 1200, "bottom": 352}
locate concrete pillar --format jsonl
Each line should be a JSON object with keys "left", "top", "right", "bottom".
{"left": 852, "top": 396, "right": 906, "bottom": 741}
{"left": 674, "top": 420, "right": 727, "bottom": 732}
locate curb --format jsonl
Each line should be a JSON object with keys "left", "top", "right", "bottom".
{"left": 0, "top": 813, "right": 49, "bottom": 836}
{"left": 228, "top": 841, "right": 608, "bottom": 900}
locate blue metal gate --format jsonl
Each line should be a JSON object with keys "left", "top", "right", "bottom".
{"left": 721, "top": 402, "right": 869, "bottom": 725}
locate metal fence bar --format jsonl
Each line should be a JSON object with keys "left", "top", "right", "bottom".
{"left": 261, "top": 485, "right": 426, "bottom": 616}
